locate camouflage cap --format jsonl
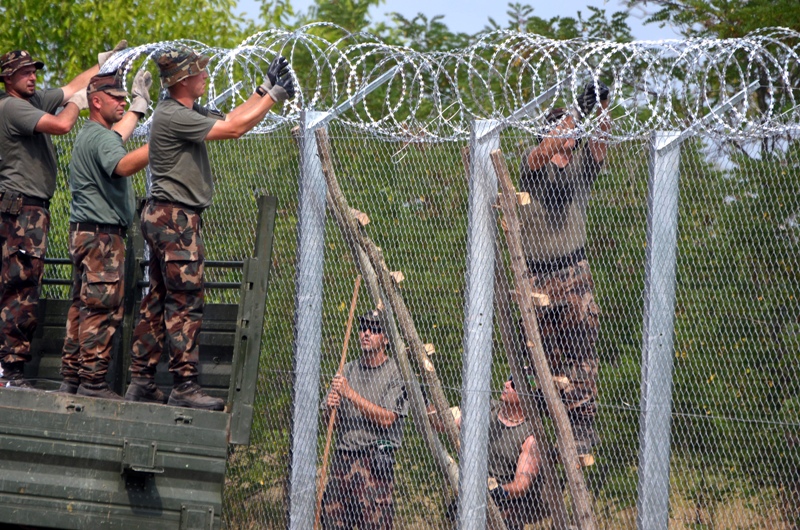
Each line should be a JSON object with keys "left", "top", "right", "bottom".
{"left": 0, "top": 50, "right": 44, "bottom": 78}
{"left": 358, "top": 309, "right": 385, "bottom": 333}
{"left": 87, "top": 70, "right": 128, "bottom": 97}
{"left": 156, "top": 48, "right": 210, "bottom": 88}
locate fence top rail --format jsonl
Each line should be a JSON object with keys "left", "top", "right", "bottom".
{"left": 101, "top": 25, "right": 800, "bottom": 142}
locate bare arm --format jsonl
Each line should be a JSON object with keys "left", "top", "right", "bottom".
{"left": 205, "top": 93, "right": 276, "bottom": 141}
{"left": 525, "top": 113, "right": 578, "bottom": 172}
{"left": 59, "top": 64, "right": 100, "bottom": 103}
{"left": 587, "top": 99, "right": 611, "bottom": 164}
{"left": 34, "top": 103, "right": 81, "bottom": 135}
{"left": 331, "top": 375, "right": 399, "bottom": 429}
{"left": 111, "top": 111, "right": 142, "bottom": 143}
{"left": 500, "top": 435, "right": 540, "bottom": 499}
{"left": 113, "top": 144, "right": 149, "bottom": 177}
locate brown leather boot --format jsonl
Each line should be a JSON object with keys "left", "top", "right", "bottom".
{"left": 77, "top": 382, "right": 123, "bottom": 400}
{"left": 167, "top": 380, "right": 224, "bottom": 411}
{"left": 124, "top": 378, "right": 168, "bottom": 404}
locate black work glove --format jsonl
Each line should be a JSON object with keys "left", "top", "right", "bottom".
{"left": 260, "top": 55, "right": 295, "bottom": 102}
{"left": 576, "top": 80, "right": 609, "bottom": 118}
{"left": 489, "top": 485, "right": 509, "bottom": 507}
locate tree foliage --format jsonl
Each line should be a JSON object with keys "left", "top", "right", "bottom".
{"left": 0, "top": 0, "right": 247, "bottom": 85}
{"left": 624, "top": 0, "right": 800, "bottom": 38}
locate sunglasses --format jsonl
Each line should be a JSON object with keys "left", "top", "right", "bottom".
{"left": 508, "top": 374, "right": 515, "bottom": 389}
{"left": 359, "top": 323, "right": 383, "bottom": 334}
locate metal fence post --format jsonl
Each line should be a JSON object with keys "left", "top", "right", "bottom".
{"left": 637, "top": 130, "right": 682, "bottom": 530}
{"left": 458, "top": 119, "right": 501, "bottom": 530}
{"left": 288, "top": 111, "right": 328, "bottom": 530}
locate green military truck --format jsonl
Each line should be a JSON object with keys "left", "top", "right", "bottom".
{"left": 0, "top": 195, "right": 277, "bottom": 530}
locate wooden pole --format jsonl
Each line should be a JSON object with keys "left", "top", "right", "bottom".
{"left": 315, "top": 128, "right": 507, "bottom": 530}
{"left": 314, "top": 275, "right": 362, "bottom": 530}
{"left": 491, "top": 148, "right": 597, "bottom": 530}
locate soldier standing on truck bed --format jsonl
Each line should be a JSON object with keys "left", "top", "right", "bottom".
{"left": 0, "top": 42, "right": 127, "bottom": 389}
{"left": 124, "top": 47, "right": 295, "bottom": 410}
{"left": 57, "top": 69, "right": 152, "bottom": 400}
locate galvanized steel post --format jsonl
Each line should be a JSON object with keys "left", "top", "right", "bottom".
{"left": 458, "top": 119, "right": 501, "bottom": 530}
{"left": 289, "top": 111, "right": 328, "bottom": 530}
{"left": 637, "top": 130, "right": 682, "bottom": 530}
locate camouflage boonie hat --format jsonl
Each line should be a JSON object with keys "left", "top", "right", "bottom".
{"left": 87, "top": 70, "right": 128, "bottom": 97}
{"left": 156, "top": 48, "right": 210, "bottom": 88}
{"left": 358, "top": 309, "right": 385, "bottom": 333}
{"left": 0, "top": 50, "right": 44, "bottom": 78}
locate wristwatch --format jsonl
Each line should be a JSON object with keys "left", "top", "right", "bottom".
{"left": 255, "top": 85, "right": 268, "bottom": 97}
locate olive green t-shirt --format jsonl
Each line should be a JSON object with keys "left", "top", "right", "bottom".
{"left": 0, "top": 88, "right": 64, "bottom": 200}
{"left": 331, "top": 356, "right": 408, "bottom": 452}
{"left": 487, "top": 401, "right": 533, "bottom": 483}
{"left": 148, "top": 98, "right": 224, "bottom": 209}
{"left": 518, "top": 146, "right": 602, "bottom": 263}
{"left": 69, "top": 120, "right": 134, "bottom": 226}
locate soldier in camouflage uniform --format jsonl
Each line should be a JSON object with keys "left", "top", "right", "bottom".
{"left": 321, "top": 310, "right": 408, "bottom": 530}
{"left": 57, "top": 69, "right": 152, "bottom": 400}
{"left": 518, "top": 80, "right": 611, "bottom": 454}
{"left": 0, "top": 43, "right": 126, "bottom": 389}
{"left": 125, "top": 47, "right": 295, "bottom": 409}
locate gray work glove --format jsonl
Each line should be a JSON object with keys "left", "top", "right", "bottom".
{"left": 259, "top": 55, "right": 296, "bottom": 102}
{"left": 67, "top": 88, "right": 88, "bottom": 111}
{"left": 576, "top": 80, "right": 609, "bottom": 118}
{"left": 128, "top": 70, "right": 152, "bottom": 116}
{"left": 98, "top": 40, "right": 128, "bottom": 68}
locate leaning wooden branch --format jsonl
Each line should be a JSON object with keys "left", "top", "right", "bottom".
{"left": 314, "top": 129, "right": 460, "bottom": 498}
{"left": 316, "top": 128, "right": 507, "bottom": 530}
{"left": 491, "top": 148, "right": 598, "bottom": 530}
{"left": 493, "top": 208, "right": 570, "bottom": 530}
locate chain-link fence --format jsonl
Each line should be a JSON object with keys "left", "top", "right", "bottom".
{"left": 39, "top": 26, "right": 800, "bottom": 529}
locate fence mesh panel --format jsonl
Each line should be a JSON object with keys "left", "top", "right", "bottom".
{"left": 31, "top": 26, "right": 800, "bottom": 530}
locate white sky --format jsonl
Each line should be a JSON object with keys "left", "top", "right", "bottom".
{"left": 236, "top": 0, "right": 684, "bottom": 42}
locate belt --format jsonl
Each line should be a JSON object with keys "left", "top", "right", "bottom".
{"left": 148, "top": 198, "right": 203, "bottom": 215}
{"left": 0, "top": 192, "right": 50, "bottom": 209}
{"left": 69, "top": 221, "right": 127, "bottom": 237}
{"left": 527, "top": 247, "right": 586, "bottom": 276}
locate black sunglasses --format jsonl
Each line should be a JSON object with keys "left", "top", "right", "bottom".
{"left": 359, "top": 323, "right": 383, "bottom": 334}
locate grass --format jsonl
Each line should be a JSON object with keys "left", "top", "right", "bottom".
{"left": 49, "top": 121, "right": 800, "bottom": 528}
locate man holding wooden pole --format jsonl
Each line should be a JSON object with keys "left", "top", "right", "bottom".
{"left": 321, "top": 309, "right": 408, "bottom": 529}
{"left": 518, "top": 80, "right": 611, "bottom": 457}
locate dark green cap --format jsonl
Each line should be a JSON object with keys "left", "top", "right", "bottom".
{"left": 87, "top": 70, "right": 128, "bottom": 97}
{"left": 0, "top": 50, "right": 44, "bottom": 78}
{"left": 156, "top": 48, "right": 210, "bottom": 88}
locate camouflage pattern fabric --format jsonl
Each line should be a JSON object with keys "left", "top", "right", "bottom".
{"left": 322, "top": 448, "right": 396, "bottom": 530}
{"left": 0, "top": 206, "right": 49, "bottom": 363}
{"left": 129, "top": 201, "right": 204, "bottom": 380}
{"left": 529, "top": 259, "right": 600, "bottom": 424}
{"left": 61, "top": 231, "right": 125, "bottom": 383}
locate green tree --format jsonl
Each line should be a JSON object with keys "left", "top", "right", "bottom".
{"left": 623, "top": 0, "right": 800, "bottom": 38}
{"left": 0, "top": 0, "right": 247, "bottom": 85}
{"left": 375, "top": 13, "right": 471, "bottom": 52}
{"left": 485, "top": 2, "right": 633, "bottom": 41}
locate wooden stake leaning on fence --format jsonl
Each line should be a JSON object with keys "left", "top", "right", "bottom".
{"left": 490, "top": 148, "right": 598, "bottom": 530}
{"left": 314, "top": 129, "right": 459, "bottom": 485}
{"left": 314, "top": 275, "right": 362, "bottom": 530}
{"left": 315, "top": 128, "right": 507, "bottom": 530}
{"left": 461, "top": 145, "right": 570, "bottom": 528}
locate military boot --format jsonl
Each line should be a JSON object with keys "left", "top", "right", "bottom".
{"left": 0, "top": 361, "right": 35, "bottom": 390}
{"left": 168, "top": 380, "right": 224, "bottom": 411}
{"left": 55, "top": 378, "right": 79, "bottom": 394}
{"left": 77, "top": 381, "right": 123, "bottom": 400}
{"left": 125, "top": 378, "right": 168, "bottom": 404}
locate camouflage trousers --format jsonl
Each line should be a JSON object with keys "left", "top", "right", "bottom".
{"left": 130, "top": 201, "right": 204, "bottom": 381}
{"left": 528, "top": 259, "right": 600, "bottom": 426}
{"left": 0, "top": 206, "right": 49, "bottom": 364}
{"left": 61, "top": 231, "right": 125, "bottom": 384}
{"left": 322, "top": 448, "right": 396, "bottom": 530}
